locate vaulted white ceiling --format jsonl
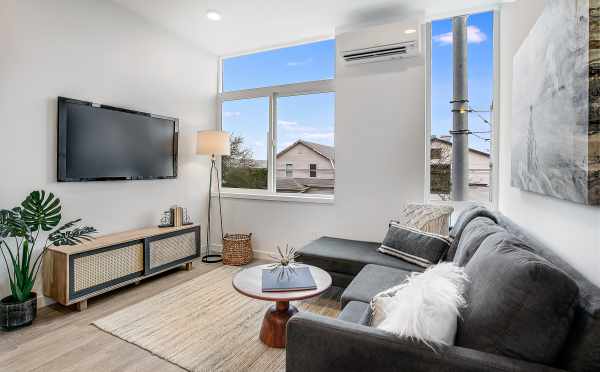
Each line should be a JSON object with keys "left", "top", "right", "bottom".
{"left": 112, "top": 0, "right": 511, "bottom": 55}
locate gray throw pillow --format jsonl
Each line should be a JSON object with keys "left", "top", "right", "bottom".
{"left": 378, "top": 222, "right": 450, "bottom": 268}
{"left": 455, "top": 234, "right": 579, "bottom": 365}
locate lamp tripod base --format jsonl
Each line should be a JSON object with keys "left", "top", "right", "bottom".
{"left": 204, "top": 155, "right": 224, "bottom": 265}
{"left": 201, "top": 254, "right": 223, "bottom": 263}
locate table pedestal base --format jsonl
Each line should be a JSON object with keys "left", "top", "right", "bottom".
{"left": 259, "top": 301, "right": 298, "bottom": 348}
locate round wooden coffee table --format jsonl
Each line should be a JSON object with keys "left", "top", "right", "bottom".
{"left": 232, "top": 264, "right": 332, "bottom": 348}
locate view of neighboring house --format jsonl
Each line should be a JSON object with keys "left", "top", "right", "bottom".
{"left": 430, "top": 136, "right": 491, "bottom": 203}
{"left": 275, "top": 140, "right": 335, "bottom": 194}
{"left": 272, "top": 137, "right": 492, "bottom": 196}
{"left": 431, "top": 136, "right": 491, "bottom": 186}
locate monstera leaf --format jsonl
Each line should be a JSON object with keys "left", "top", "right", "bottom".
{"left": 48, "top": 219, "right": 97, "bottom": 246}
{"left": 1, "top": 190, "right": 96, "bottom": 303}
{"left": 0, "top": 208, "right": 31, "bottom": 239}
{"left": 20, "top": 191, "right": 61, "bottom": 231}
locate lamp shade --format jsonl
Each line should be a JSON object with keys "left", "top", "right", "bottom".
{"left": 196, "top": 130, "right": 231, "bottom": 156}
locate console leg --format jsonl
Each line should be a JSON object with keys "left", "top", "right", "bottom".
{"left": 184, "top": 262, "right": 193, "bottom": 271}
{"left": 75, "top": 300, "right": 87, "bottom": 312}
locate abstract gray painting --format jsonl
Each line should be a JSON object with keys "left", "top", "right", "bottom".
{"left": 512, "top": 0, "right": 600, "bottom": 205}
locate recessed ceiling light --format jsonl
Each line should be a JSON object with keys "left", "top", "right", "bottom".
{"left": 206, "top": 10, "right": 222, "bottom": 21}
{"left": 404, "top": 29, "right": 417, "bottom": 34}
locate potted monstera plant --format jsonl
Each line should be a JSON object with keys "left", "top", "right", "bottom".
{"left": 0, "top": 191, "right": 96, "bottom": 330}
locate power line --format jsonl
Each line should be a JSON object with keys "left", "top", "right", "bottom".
{"left": 471, "top": 132, "right": 491, "bottom": 142}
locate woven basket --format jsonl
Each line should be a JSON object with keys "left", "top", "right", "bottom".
{"left": 222, "top": 233, "right": 253, "bottom": 266}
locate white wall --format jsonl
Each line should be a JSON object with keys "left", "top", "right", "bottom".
{"left": 0, "top": 0, "right": 217, "bottom": 300}
{"left": 220, "top": 22, "right": 426, "bottom": 255}
{"left": 499, "top": 0, "right": 600, "bottom": 285}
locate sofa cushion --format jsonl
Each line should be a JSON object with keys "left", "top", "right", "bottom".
{"left": 456, "top": 233, "right": 579, "bottom": 365}
{"left": 341, "top": 264, "right": 411, "bottom": 307}
{"left": 378, "top": 223, "right": 450, "bottom": 268}
{"left": 494, "top": 213, "right": 600, "bottom": 371}
{"left": 447, "top": 205, "right": 498, "bottom": 260}
{"left": 299, "top": 237, "right": 424, "bottom": 281}
{"left": 337, "top": 301, "right": 371, "bottom": 325}
{"left": 452, "top": 216, "right": 506, "bottom": 266}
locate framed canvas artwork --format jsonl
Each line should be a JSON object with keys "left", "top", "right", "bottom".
{"left": 511, "top": 0, "right": 600, "bottom": 205}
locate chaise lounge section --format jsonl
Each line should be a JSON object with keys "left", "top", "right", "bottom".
{"left": 299, "top": 237, "right": 424, "bottom": 288}
{"left": 289, "top": 206, "right": 600, "bottom": 371}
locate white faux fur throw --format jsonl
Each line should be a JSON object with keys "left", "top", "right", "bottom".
{"left": 370, "top": 262, "right": 469, "bottom": 348}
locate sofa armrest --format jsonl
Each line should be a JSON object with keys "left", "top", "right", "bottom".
{"left": 286, "top": 313, "right": 564, "bottom": 372}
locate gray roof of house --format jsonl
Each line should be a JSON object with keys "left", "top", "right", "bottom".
{"left": 276, "top": 178, "right": 308, "bottom": 192}
{"left": 277, "top": 140, "right": 335, "bottom": 163}
{"left": 276, "top": 177, "right": 335, "bottom": 192}
{"left": 431, "top": 137, "right": 490, "bottom": 157}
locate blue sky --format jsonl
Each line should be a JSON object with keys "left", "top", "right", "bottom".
{"left": 222, "top": 40, "right": 335, "bottom": 161}
{"left": 431, "top": 11, "right": 494, "bottom": 153}
{"left": 222, "top": 12, "right": 493, "bottom": 161}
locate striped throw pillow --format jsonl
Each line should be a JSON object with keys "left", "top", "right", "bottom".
{"left": 378, "top": 222, "right": 451, "bottom": 268}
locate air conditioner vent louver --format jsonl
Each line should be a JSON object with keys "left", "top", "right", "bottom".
{"left": 344, "top": 46, "right": 408, "bottom": 61}
{"left": 341, "top": 40, "right": 420, "bottom": 65}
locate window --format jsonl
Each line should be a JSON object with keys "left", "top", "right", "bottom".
{"left": 220, "top": 40, "right": 336, "bottom": 196}
{"left": 431, "top": 148, "right": 442, "bottom": 160}
{"left": 429, "top": 11, "right": 495, "bottom": 205}
{"left": 276, "top": 92, "right": 335, "bottom": 193}
{"left": 221, "top": 98, "right": 269, "bottom": 190}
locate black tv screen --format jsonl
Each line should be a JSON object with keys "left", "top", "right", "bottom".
{"left": 57, "top": 97, "right": 178, "bottom": 181}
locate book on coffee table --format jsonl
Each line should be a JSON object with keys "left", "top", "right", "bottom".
{"left": 261, "top": 266, "right": 317, "bottom": 292}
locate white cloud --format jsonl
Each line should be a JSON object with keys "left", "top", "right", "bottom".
{"left": 432, "top": 26, "right": 487, "bottom": 46}
{"left": 278, "top": 120, "right": 319, "bottom": 132}
{"left": 278, "top": 120, "right": 298, "bottom": 129}
{"left": 223, "top": 111, "right": 241, "bottom": 118}
{"left": 279, "top": 120, "right": 334, "bottom": 144}
{"left": 287, "top": 58, "right": 313, "bottom": 67}
{"left": 301, "top": 132, "right": 334, "bottom": 141}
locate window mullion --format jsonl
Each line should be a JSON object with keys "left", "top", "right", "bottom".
{"left": 268, "top": 93, "right": 278, "bottom": 193}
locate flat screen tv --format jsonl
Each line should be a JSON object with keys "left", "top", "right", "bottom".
{"left": 57, "top": 97, "right": 178, "bottom": 182}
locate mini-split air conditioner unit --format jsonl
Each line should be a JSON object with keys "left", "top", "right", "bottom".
{"left": 339, "top": 21, "right": 421, "bottom": 65}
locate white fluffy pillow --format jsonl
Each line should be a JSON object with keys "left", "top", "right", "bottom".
{"left": 370, "top": 262, "right": 468, "bottom": 347}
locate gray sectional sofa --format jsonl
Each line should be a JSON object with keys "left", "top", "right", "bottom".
{"left": 287, "top": 206, "right": 600, "bottom": 372}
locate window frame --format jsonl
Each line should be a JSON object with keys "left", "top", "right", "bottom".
{"left": 217, "top": 41, "right": 336, "bottom": 201}
{"left": 285, "top": 163, "right": 293, "bottom": 178}
{"left": 425, "top": 9, "right": 500, "bottom": 209}
{"left": 430, "top": 148, "right": 443, "bottom": 160}
{"left": 309, "top": 163, "right": 317, "bottom": 178}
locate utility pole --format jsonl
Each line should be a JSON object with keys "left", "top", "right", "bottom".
{"left": 451, "top": 15, "right": 469, "bottom": 201}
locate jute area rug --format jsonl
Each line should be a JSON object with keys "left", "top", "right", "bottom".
{"left": 93, "top": 265, "right": 341, "bottom": 372}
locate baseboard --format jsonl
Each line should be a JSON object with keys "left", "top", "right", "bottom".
{"left": 251, "top": 249, "right": 276, "bottom": 261}
{"left": 209, "top": 243, "right": 275, "bottom": 261}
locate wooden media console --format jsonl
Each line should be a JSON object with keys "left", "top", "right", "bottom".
{"left": 43, "top": 225, "right": 200, "bottom": 311}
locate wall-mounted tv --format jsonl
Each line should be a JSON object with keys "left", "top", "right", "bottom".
{"left": 57, "top": 97, "right": 178, "bottom": 182}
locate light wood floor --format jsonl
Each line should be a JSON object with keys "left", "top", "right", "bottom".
{"left": 0, "top": 260, "right": 229, "bottom": 372}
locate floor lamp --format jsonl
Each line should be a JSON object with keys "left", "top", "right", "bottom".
{"left": 196, "top": 130, "right": 230, "bottom": 263}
